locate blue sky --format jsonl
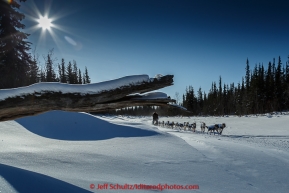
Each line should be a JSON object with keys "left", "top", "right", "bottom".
{"left": 20, "top": 0, "right": 289, "bottom": 100}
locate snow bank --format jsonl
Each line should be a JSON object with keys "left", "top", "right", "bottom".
{"left": 0, "top": 75, "right": 149, "bottom": 101}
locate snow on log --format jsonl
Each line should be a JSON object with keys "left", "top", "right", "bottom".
{"left": 0, "top": 75, "right": 150, "bottom": 101}
{"left": 0, "top": 74, "right": 176, "bottom": 121}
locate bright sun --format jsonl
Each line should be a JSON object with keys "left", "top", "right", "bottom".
{"left": 37, "top": 16, "right": 52, "bottom": 30}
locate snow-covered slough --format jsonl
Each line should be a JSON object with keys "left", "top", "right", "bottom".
{"left": 0, "top": 74, "right": 177, "bottom": 121}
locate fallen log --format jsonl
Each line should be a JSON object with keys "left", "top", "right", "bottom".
{"left": 0, "top": 74, "right": 178, "bottom": 121}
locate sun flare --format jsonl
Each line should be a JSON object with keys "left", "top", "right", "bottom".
{"left": 24, "top": 1, "right": 81, "bottom": 52}
{"left": 37, "top": 16, "right": 52, "bottom": 30}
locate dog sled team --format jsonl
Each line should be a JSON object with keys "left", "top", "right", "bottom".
{"left": 152, "top": 112, "right": 226, "bottom": 135}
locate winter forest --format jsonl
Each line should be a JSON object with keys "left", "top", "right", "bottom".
{"left": 182, "top": 57, "right": 289, "bottom": 116}
{"left": 1, "top": 1, "right": 289, "bottom": 116}
{"left": 113, "top": 57, "right": 289, "bottom": 116}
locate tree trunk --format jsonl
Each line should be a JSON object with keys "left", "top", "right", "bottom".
{"left": 0, "top": 75, "right": 181, "bottom": 121}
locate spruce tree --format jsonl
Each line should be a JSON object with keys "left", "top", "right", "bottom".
{"left": 265, "top": 62, "right": 274, "bottom": 111}
{"left": 0, "top": 0, "right": 32, "bottom": 88}
{"left": 67, "top": 61, "right": 73, "bottom": 84}
{"left": 59, "top": 58, "right": 66, "bottom": 83}
{"left": 197, "top": 87, "right": 203, "bottom": 114}
{"left": 286, "top": 56, "right": 289, "bottom": 84}
{"left": 82, "top": 73, "right": 86, "bottom": 84}
{"left": 203, "top": 91, "right": 207, "bottom": 114}
{"left": 218, "top": 76, "right": 223, "bottom": 115}
{"left": 245, "top": 58, "right": 250, "bottom": 90}
{"left": 285, "top": 56, "right": 289, "bottom": 109}
{"left": 72, "top": 60, "right": 78, "bottom": 84}
{"left": 84, "top": 66, "right": 91, "bottom": 84}
{"left": 275, "top": 56, "right": 283, "bottom": 110}
{"left": 78, "top": 69, "right": 82, "bottom": 84}
{"left": 258, "top": 64, "right": 265, "bottom": 113}
{"left": 44, "top": 50, "right": 56, "bottom": 82}
{"left": 223, "top": 84, "right": 227, "bottom": 115}
{"left": 28, "top": 52, "right": 39, "bottom": 84}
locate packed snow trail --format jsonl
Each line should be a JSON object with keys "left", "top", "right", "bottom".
{"left": 141, "top": 114, "right": 289, "bottom": 193}
{"left": 168, "top": 131, "right": 289, "bottom": 193}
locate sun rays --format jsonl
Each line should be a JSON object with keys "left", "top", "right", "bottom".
{"left": 22, "top": 0, "right": 82, "bottom": 53}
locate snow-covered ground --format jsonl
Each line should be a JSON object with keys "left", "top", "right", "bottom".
{"left": 0, "top": 111, "right": 289, "bottom": 193}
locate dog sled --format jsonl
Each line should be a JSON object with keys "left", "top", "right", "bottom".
{"left": 152, "top": 120, "right": 159, "bottom": 125}
{"left": 152, "top": 120, "right": 226, "bottom": 135}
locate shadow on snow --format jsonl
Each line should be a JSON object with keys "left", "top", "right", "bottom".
{"left": 16, "top": 111, "right": 159, "bottom": 141}
{"left": 0, "top": 164, "right": 92, "bottom": 193}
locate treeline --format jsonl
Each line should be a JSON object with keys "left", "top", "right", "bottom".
{"left": 182, "top": 57, "right": 289, "bottom": 115}
{"left": 105, "top": 105, "right": 185, "bottom": 116}
{"left": 0, "top": 1, "right": 91, "bottom": 89}
{"left": 1, "top": 47, "right": 91, "bottom": 89}
{"left": 29, "top": 49, "right": 91, "bottom": 85}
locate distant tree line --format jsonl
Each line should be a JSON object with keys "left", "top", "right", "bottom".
{"left": 105, "top": 105, "right": 187, "bottom": 116}
{"left": 0, "top": 0, "right": 91, "bottom": 89}
{"left": 31, "top": 49, "right": 91, "bottom": 85}
{"left": 182, "top": 57, "right": 289, "bottom": 115}
{"left": 109, "top": 106, "right": 158, "bottom": 116}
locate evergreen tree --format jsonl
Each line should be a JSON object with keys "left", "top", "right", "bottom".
{"left": 27, "top": 50, "right": 39, "bottom": 84}
{"left": 218, "top": 76, "right": 222, "bottom": 96}
{"left": 78, "top": 69, "right": 82, "bottom": 84}
{"left": 197, "top": 87, "right": 203, "bottom": 114}
{"left": 258, "top": 64, "right": 265, "bottom": 113}
{"left": 44, "top": 49, "right": 57, "bottom": 82}
{"left": 203, "top": 91, "right": 207, "bottom": 114}
{"left": 275, "top": 56, "right": 283, "bottom": 110}
{"left": 0, "top": 0, "right": 32, "bottom": 88}
{"left": 245, "top": 58, "right": 250, "bottom": 90}
{"left": 72, "top": 60, "right": 78, "bottom": 84}
{"left": 285, "top": 56, "right": 289, "bottom": 109}
{"left": 265, "top": 61, "right": 274, "bottom": 111}
{"left": 218, "top": 76, "right": 223, "bottom": 114}
{"left": 285, "top": 55, "right": 289, "bottom": 84}
{"left": 223, "top": 84, "right": 228, "bottom": 114}
{"left": 228, "top": 83, "right": 235, "bottom": 114}
{"left": 182, "top": 94, "right": 186, "bottom": 108}
{"left": 58, "top": 64, "right": 61, "bottom": 82}
{"left": 236, "top": 82, "right": 242, "bottom": 115}
{"left": 67, "top": 61, "right": 73, "bottom": 84}
{"left": 59, "top": 58, "right": 66, "bottom": 83}
{"left": 82, "top": 73, "right": 86, "bottom": 84}
{"left": 180, "top": 55, "right": 289, "bottom": 116}
{"left": 84, "top": 66, "right": 91, "bottom": 83}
